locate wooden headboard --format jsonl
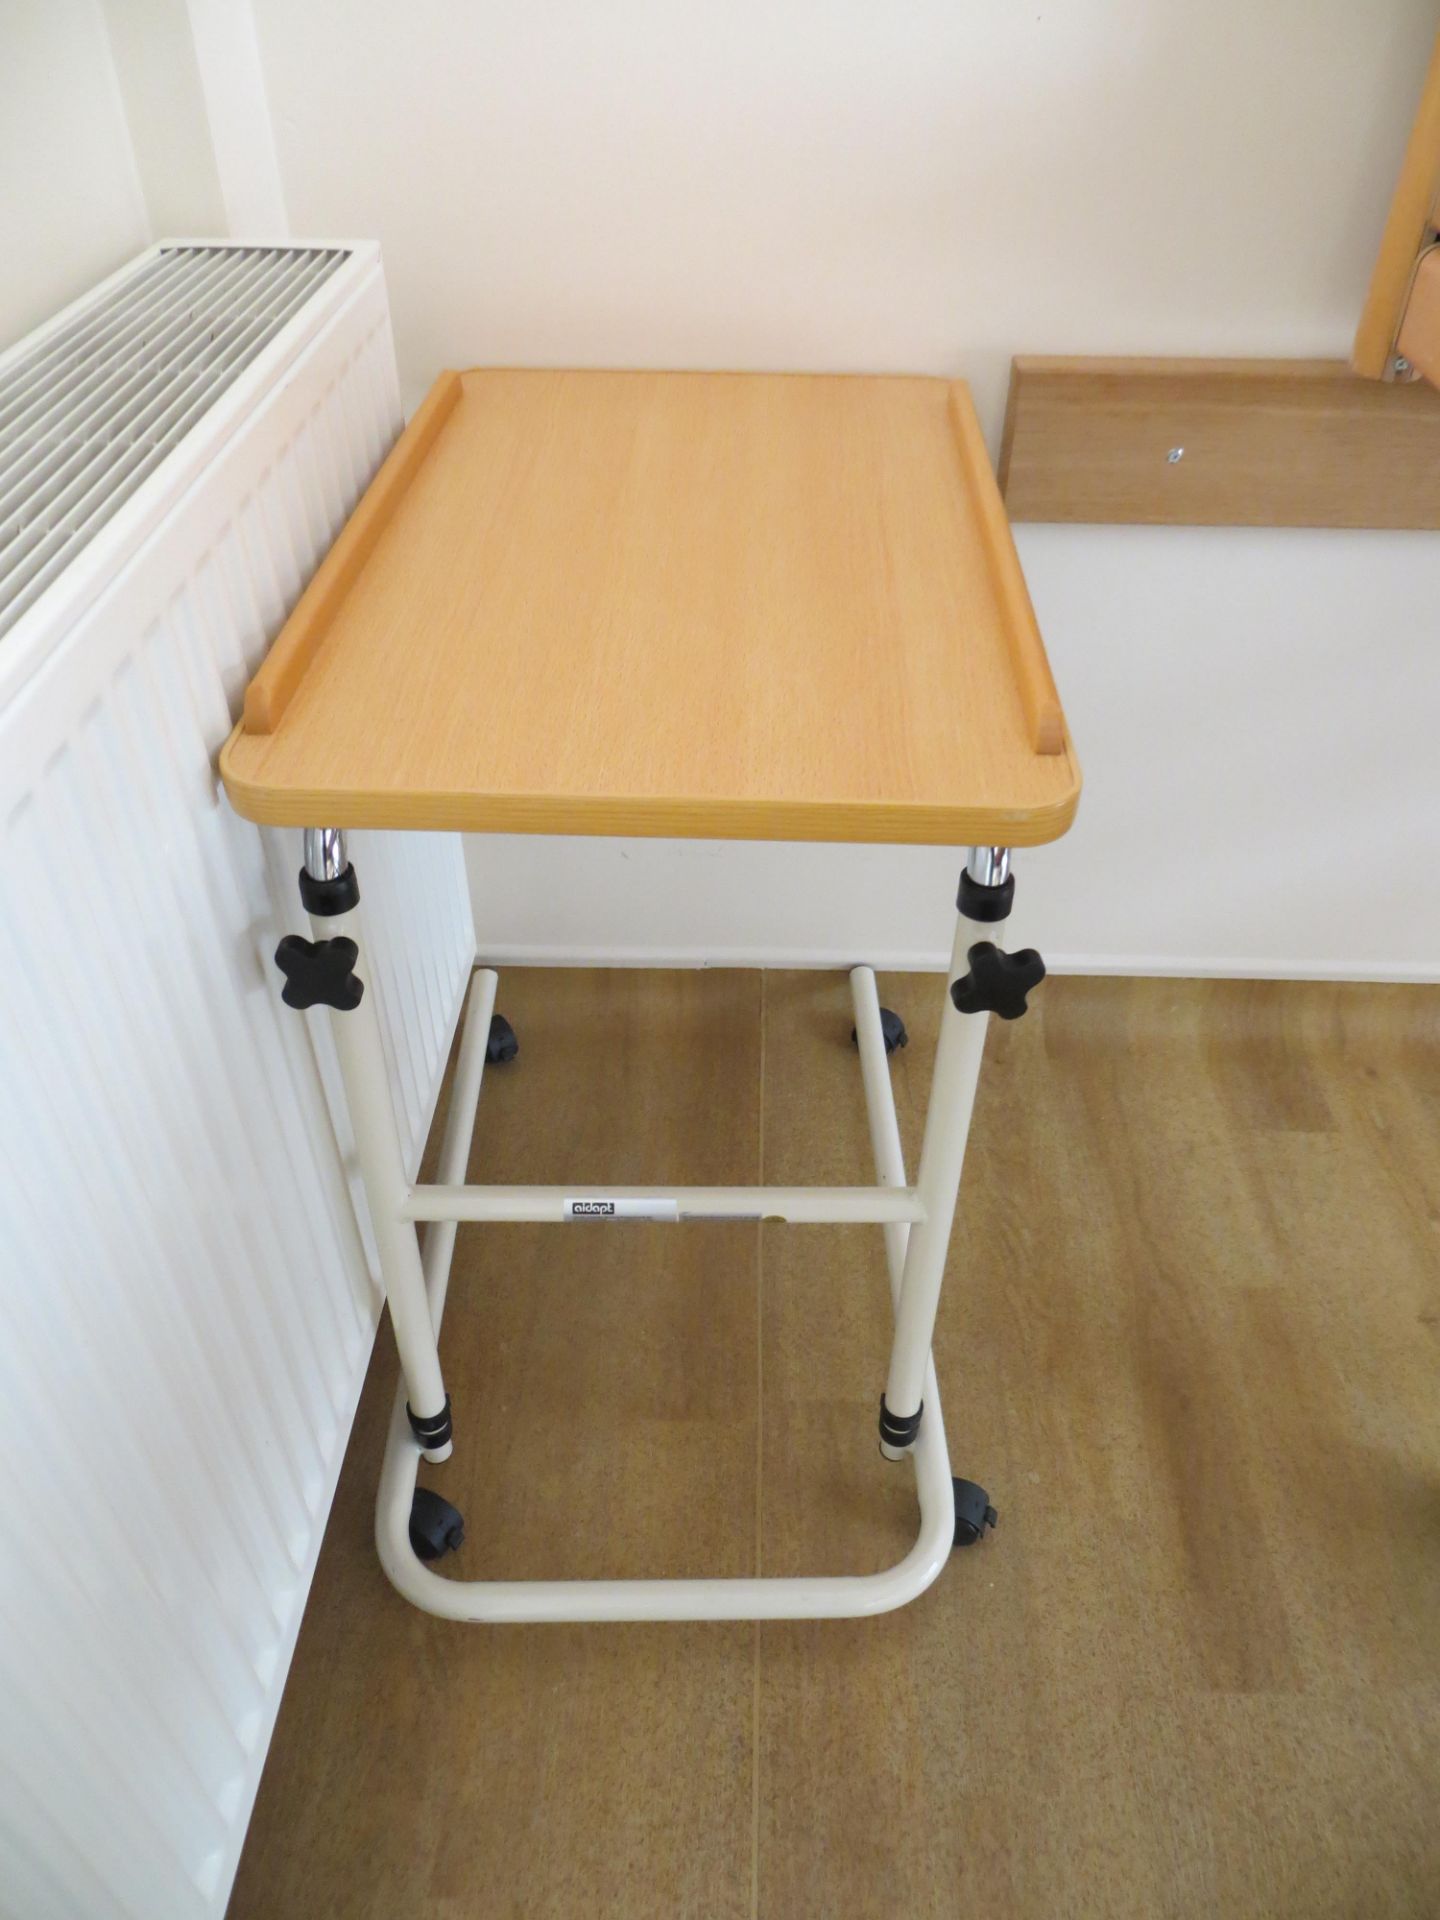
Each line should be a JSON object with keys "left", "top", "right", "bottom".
{"left": 1352, "top": 30, "right": 1440, "bottom": 386}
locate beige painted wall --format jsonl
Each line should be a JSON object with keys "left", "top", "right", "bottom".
{"left": 0, "top": 0, "right": 150, "bottom": 351}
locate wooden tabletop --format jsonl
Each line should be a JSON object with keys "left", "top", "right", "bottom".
{"left": 220, "top": 369, "right": 1080, "bottom": 846}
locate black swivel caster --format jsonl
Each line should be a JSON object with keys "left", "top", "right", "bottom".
{"left": 952, "top": 1478, "right": 997, "bottom": 1547}
{"left": 486, "top": 1013, "right": 519, "bottom": 1064}
{"left": 409, "top": 1486, "right": 466, "bottom": 1561}
{"left": 850, "top": 1007, "right": 908, "bottom": 1054}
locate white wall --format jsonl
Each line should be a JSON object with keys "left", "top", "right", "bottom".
{"left": 242, "top": 4, "right": 1440, "bottom": 973}
{"left": 97, "top": 0, "right": 227, "bottom": 238}
{"left": 0, "top": 0, "right": 150, "bottom": 349}
{"left": 252, "top": 0, "right": 1435, "bottom": 413}
{"left": 462, "top": 524, "right": 1440, "bottom": 980}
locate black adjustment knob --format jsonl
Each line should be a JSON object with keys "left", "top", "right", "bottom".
{"left": 274, "top": 934, "right": 364, "bottom": 1012}
{"left": 949, "top": 941, "right": 1045, "bottom": 1021}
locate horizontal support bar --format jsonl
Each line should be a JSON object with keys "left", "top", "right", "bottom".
{"left": 402, "top": 1184, "right": 925, "bottom": 1225}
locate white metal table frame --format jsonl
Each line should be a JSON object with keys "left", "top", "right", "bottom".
{"left": 289, "top": 829, "right": 1042, "bottom": 1624}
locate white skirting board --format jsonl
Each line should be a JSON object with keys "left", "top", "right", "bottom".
{"left": 462, "top": 940, "right": 1440, "bottom": 986}
{"left": 467, "top": 523, "right": 1440, "bottom": 985}
{"left": 0, "top": 251, "right": 474, "bottom": 1920}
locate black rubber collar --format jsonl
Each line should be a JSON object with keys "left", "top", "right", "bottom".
{"left": 878, "top": 1395, "right": 924, "bottom": 1449}
{"left": 407, "top": 1395, "right": 453, "bottom": 1450}
{"left": 957, "top": 869, "right": 1014, "bottom": 924}
{"left": 299, "top": 862, "right": 361, "bottom": 917}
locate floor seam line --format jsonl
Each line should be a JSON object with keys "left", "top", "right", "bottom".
{"left": 751, "top": 970, "right": 766, "bottom": 1920}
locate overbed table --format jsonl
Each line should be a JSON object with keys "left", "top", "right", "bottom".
{"left": 221, "top": 367, "right": 1081, "bottom": 1624}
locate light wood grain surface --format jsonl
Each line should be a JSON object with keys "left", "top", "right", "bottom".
{"left": 229, "top": 969, "right": 1440, "bottom": 1920}
{"left": 1352, "top": 29, "right": 1440, "bottom": 379}
{"left": 1000, "top": 355, "right": 1440, "bottom": 529}
{"left": 220, "top": 370, "right": 1079, "bottom": 847}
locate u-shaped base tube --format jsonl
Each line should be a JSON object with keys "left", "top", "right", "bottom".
{"left": 372, "top": 962, "right": 960, "bottom": 1623}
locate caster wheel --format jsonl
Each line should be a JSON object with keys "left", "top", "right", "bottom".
{"left": 409, "top": 1486, "right": 465, "bottom": 1561}
{"left": 952, "top": 1478, "right": 997, "bottom": 1548}
{"left": 850, "top": 1007, "right": 908, "bottom": 1054}
{"left": 486, "top": 1013, "right": 519, "bottom": 1064}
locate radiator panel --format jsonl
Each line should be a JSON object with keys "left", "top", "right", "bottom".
{"left": 0, "top": 247, "right": 351, "bottom": 644}
{"left": 0, "top": 249, "right": 474, "bottom": 1919}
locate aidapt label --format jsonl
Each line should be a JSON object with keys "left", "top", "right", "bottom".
{"left": 563, "top": 1197, "right": 680, "bottom": 1221}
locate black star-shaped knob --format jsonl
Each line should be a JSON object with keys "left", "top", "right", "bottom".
{"left": 274, "top": 934, "right": 364, "bottom": 1012}
{"left": 949, "top": 941, "right": 1046, "bottom": 1021}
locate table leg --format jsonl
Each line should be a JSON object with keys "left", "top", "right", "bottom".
{"left": 276, "top": 827, "right": 453, "bottom": 1464}
{"left": 879, "top": 846, "right": 1045, "bottom": 1458}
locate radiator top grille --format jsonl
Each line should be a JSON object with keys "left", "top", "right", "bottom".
{"left": 0, "top": 245, "right": 348, "bottom": 644}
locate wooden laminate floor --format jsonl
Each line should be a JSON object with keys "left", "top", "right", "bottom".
{"left": 229, "top": 972, "right": 1440, "bottom": 1920}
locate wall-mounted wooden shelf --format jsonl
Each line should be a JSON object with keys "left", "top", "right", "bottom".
{"left": 1000, "top": 356, "right": 1440, "bottom": 530}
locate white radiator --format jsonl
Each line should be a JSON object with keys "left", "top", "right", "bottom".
{"left": 0, "top": 245, "right": 476, "bottom": 1920}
